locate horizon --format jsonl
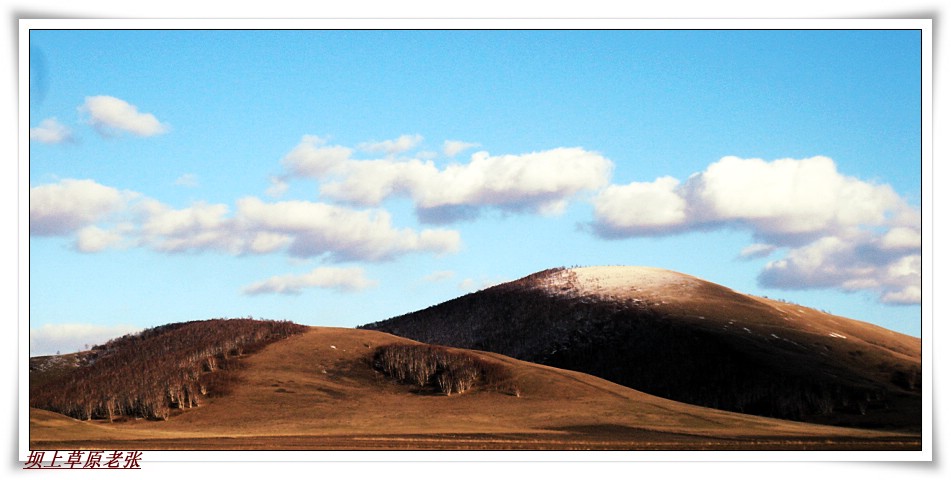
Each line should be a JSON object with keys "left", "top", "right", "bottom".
{"left": 27, "top": 26, "right": 925, "bottom": 355}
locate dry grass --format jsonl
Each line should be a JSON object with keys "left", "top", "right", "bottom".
{"left": 30, "top": 327, "right": 921, "bottom": 451}
{"left": 363, "top": 266, "right": 922, "bottom": 431}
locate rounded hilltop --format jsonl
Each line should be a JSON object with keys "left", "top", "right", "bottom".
{"left": 528, "top": 265, "right": 714, "bottom": 301}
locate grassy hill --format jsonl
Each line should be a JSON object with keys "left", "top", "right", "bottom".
{"left": 30, "top": 318, "right": 308, "bottom": 421}
{"left": 30, "top": 326, "right": 919, "bottom": 451}
{"left": 362, "top": 266, "right": 921, "bottom": 432}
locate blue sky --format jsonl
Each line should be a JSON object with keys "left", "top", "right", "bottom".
{"left": 27, "top": 28, "right": 924, "bottom": 355}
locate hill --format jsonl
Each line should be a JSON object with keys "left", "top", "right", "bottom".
{"left": 361, "top": 266, "right": 922, "bottom": 432}
{"left": 30, "top": 318, "right": 308, "bottom": 421}
{"left": 30, "top": 326, "right": 919, "bottom": 451}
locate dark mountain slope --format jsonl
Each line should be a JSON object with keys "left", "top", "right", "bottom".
{"left": 361, "top": 266, "right": 921, "bottom": 431}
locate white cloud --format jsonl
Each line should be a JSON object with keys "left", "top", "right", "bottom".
{"left": 414, "top": 149, "right": 613, "bottom": 214}
{"left": 880, "top": 226, "right": 921, "bottom": 250}
{"left": 759, "top": 236, "right": 861, "bottom": 289}
{"left": 31, "top": 178, "right": 459, "bottom": 263}
{"left": 684, "top": 156, "right": 904, "bottom": 238}
{"left": 282, "top": 136, "right": 613, "bottom": 223}
{"left": 593, "top": 156, "right": 910, "bottom": 241}
{"left": 30, "top": 117, "right": 73, "bottom": 144}
{"left": 30, "top": 323, "right": 141, "bottom": 356}
{"left": 246, "top": 231, "right": 294, "bottom": 254}
{"left": 592, "top": 176, "right": 687, "bottom": 236}
{"left": 358, "top": 134, "right": 423, "bottom": 155}
{"left": 282, "top": 135, "right": 353, "bottom": 177}
{"left": 319, "top": 157, "right": 426, "bottom": 205}
{"left": 738, "top": 243, "right": 777, "bottom": 259}
{"left": 131, "top": 196, "right": 461, "bottom": 261}
{"left": 136, "top": 200, "right": 239, "bottom": 253}
{"left": 74, "top": 225, "right": 125, "bottom": 253}
{"left": 416, "top": 150, "right": 439, "bottom": 160}
{"left": 234, "top": 197, "right": 461, "bottom": 261}
{"left": 758, "top": 234, "right": 921, "bottom": 305}
{"left": 30, "top": 179, "right": 131, "bottom": 235}
{"left": 880, "top": 285, "right": 922, "bottom": 305}
{"left": 80, "top": 95, "right": 169, "bottom": 137}
{"left": 591, "top": 155, "right": 920, "bottom": 305}
{"left": 174, "top": 173, "right": 199, "bottom": 188}
{"left": 242, "top": 267, "right": 376, "bottom": 295}
{"left": 443, "top": 140, "right": 480, "bottom": 157}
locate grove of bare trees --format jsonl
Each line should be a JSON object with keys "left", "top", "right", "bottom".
{"left": 372, "top": 343, "right": 519, "bottom": 397}
{"left": 30, "top": 319, "right": 307, "bottom": 421}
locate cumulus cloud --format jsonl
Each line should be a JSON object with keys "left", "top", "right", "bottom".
{"left": 282, "top": 136, "right": 613, "bottom": 223}
{"left": 136, "top": 200, "right": 239, "bottom": 253}
{"left": 131, "top": 196, "right": 461, "bottom": 261}
{"left": 31, "top": 179, "right": 461, "bottom": 263}
{"left": 233, "top": 197, "right": 461, "bottom": 261}
{"left": 30, "top": 179, "right": 132, "bottom": 235}
{"left": 443, "top": 140, "right": 480, "bottom": 157}
{"left": 593, "top": 156, "right": 909, "bottom": 241}
{"left": 74, "top": 225, "right": 126, "bottom": 253}
{"left": 242, "top": 267, "right": 376, "bottom": 295}
{"left": 591, "top": 155, "right": 921, "bottom": 305}
{"left": 30, "top": 117, "right": 73, "bottom": 144}
{"left": 592, "top": 176, "right": 688, "bottom": 236}
{"left": 759, "top": 236, "right": 866, "bottom": 289}
{"left": 31, "top": 323, "right": 141, "bottom": 356}
{"left": 358, "top": 134, "right": 423, "bottom": 155}
{"left": 79, "top": 95, "right": 169, "bottom": 137}
{"left": 758, "top": 233, "right": 921, "bottom": 305}
{"left": 282, "top": 135, "right": 352, "bottom": 178}
{"left": 880, "top": 285, "right": 922, "bottom": 305}
{"left": 880, "top": 226, "right": 922, "bottom": 250}
{"left": 415, "top": 148, "right": 612, "bottom": 215}
{"left": 684, "top": 156, "right": 905, "bottom": 239}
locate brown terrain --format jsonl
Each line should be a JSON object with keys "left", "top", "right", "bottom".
{"left": 362, "top": 266, "right": 922, "bottom": 432}
{"left": 30, "top": 326, "right": 919, "bottom": 451}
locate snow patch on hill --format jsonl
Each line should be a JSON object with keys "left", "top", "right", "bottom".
{"left": 534, "top": 266, "right": 701, "bottom": 301}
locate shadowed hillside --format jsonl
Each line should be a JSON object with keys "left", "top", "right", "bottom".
{"left": 361, "top": 266, "right": 921, "bottom": 432}
{"left": 30, "top": 318, "right": 307, "bottom": 421}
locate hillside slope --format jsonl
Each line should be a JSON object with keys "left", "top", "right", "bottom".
{"left": 30, "top": 318, "right": 308, "bottom": 421}
{"left": 361, "top": 266, "right": 922, "bottom": 432}
{"left": 30, "top": 327, "right": 919, "bottom": 451}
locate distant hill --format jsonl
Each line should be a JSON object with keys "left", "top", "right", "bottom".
{"left": 361, "top": 266, "right": 922, "bottom": 432}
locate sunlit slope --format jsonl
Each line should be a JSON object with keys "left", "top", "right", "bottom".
{"left": 362, "top": 266, "right": 921, "bottom": 431}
